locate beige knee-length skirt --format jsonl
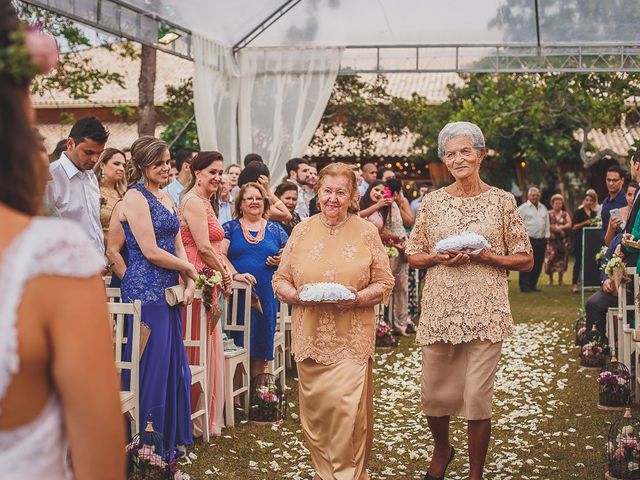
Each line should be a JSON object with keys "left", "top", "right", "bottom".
{"left": 421, "top": 339, "right": 502, "bottom": 420}
{"left": 297, "top": 357, "right": 374, "bottom": 480}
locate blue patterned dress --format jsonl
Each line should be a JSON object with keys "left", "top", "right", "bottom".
{"left": 121, "top": 184, "right": 192, "bottom": 459}
{"left": 223, "top": 220, "right": 288, "bottom": 360}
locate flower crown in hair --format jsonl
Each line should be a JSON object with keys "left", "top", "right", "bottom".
{"left": 0, "top": 24, "right": 58, "bottom": 83}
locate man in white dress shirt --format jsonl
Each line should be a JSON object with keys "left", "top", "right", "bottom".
{"left": 358, "top": 161, "right": 377, "bottom": 197}
{"left": 46, "top": 117, "right": 108, "bottom": 255}
{"left": 517, "top": 187, "right": 550, "bottom": 292}
{"left": 285, "top": 158, "right": 313, "bottom": 219}
{"left": 163, "top": 148, "right": 197, "bottom": 206}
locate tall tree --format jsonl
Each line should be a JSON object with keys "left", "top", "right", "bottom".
{"left": 137, "top": 44, "right": 157, "bottom": 136}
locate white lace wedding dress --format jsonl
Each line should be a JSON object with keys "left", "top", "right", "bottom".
{"left": 0, "top": 217, "right": 103, "bottom": 479}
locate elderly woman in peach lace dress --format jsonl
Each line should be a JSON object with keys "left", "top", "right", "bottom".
{"left": 273, "top": 163, "right": 394, "bottom": 480}
{"left": 406, "top": 122, "right": 533, "bottom": 480}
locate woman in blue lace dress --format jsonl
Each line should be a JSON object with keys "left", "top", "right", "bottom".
{"left": 221, "top": 182, "right": 288, "bottom": 379}
{"left": 116, "top": 136, "right": 198, "bottom": 460}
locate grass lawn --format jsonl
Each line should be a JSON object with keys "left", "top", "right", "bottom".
{"left": 179, "top": 265, "right": 635, "bottom": 479}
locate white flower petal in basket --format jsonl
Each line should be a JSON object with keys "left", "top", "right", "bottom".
{"left": 299, "top": 282, "right": 355, "bottom": 302}
{"left": 435, "top": 232, "right": 491, "bottom": 253}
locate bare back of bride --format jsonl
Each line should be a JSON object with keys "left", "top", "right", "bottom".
{"left": 0, "top": 2, "right": 124, "bottom": 478}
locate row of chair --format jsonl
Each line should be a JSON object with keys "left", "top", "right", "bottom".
{"left": 105, "top": 281, "right": 281, "bottom": 442}
{"left": 606, "top": 267, "right": 640, "bottom": 399}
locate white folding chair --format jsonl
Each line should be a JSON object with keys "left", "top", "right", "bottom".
{"left": 106, "top": 287, "right": 122, "bottom": 303}
{"left": 616, "top": 268, "right": 637, "bottom": 369}
{"left": 183, "top": 290, "right": 210, "bottom": 441}
{"left": 108, "top": 300, "right": 141, "bottom": 439}
{"left": 284, "top": 304, "right": 293, "bottom": 369}
{"left": 222, "top": 281, "right": 251, "bottom": 427}
{"left": 269, "top": 302, "right": 288, "bottom": 389}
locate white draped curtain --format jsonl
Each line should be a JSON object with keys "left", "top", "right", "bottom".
{"left": 194, "top": 34, "right": 342, "bottom": 182}
{"left": 193, "top": 35, "right": 240, "bottom": 165}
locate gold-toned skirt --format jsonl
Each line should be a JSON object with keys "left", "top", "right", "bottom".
{"left": 421, "top": 339, "right": 502, "bottom": 420}
{"left": 297, "top": 357, "right": 374, "bottom": 480}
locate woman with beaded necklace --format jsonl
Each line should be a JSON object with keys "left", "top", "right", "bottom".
{"left": 220, "top": 182, "right": 288, "bottom": 379}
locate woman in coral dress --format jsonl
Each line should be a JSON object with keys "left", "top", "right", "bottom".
{"left": 180, "top": 151, "right": 233, "bottom": 436}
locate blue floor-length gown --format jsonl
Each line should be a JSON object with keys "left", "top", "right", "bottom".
{"left": 223, "top": 219, "right": 288, "bottom": 360}
{"left": 121, "top": 184, "right": 192, "bottom": 459}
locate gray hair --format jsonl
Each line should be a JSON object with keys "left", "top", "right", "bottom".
{"left": 528, "top": 187, "right": 540, "bottom": 196}
{"left": 437, "top": 122, "right": 486, "bottom": 159}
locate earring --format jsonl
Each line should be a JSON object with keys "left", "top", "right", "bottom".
{"left": 197, "top": 180, "right": 202, "bottom": 187}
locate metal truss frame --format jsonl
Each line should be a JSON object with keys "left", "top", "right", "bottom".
{"left": 20, "top": 0, "right": 193, "bottom": 60}
{"left": 17, "top": 1, "right": 640, "bottom": 73}
{"left": 340, "top": 44, "right": 640, "bottom": 74}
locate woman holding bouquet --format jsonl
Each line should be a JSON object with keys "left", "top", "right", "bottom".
{"left": 273, "top": 163, "right": 394, "bottom": 480}
{"left": 179, "top": 151, "right": 234, "bottom": 437}
{"left": 406, "top": 122, "right": 533, "bottom": 480}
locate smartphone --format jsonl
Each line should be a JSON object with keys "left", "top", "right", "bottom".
{"left": 610, "top": 208, "right": 625, "bottom": 229}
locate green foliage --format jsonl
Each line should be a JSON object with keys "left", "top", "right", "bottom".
{"left": 111, "top": 105, "right": 136, "bottom": 122}
{"left": 16, "top": 4, "right": 137, "bottom": 101}
{"left": 411, "top": 73, "right": 640, "bottom": 189}
{"left": 159, "top": 78, "right": 199, "bottom": 153}
{"left": 309, "top": 75, "right": 416, "bottom": 158}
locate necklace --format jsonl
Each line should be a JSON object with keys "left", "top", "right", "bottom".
{"left": 240, "top": 218, "right": 266, "bottom": 244}
{"left": 320, "top": 213, "right": 350, "bottom": 235}
{"left": 192, "top": 188, "right": 212, "bottom": 202}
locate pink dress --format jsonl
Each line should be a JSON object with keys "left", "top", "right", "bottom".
{"left": 180, "top": 192, "right": 226, "bottom": 436}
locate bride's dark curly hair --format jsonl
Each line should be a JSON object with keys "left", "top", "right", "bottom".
{"left": 0, "top": 0, "right": 41, "bottom": 215}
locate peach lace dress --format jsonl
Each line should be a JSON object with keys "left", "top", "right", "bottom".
{"left": 273, "top": 215, "right": 394, "bottom": 480}
{"left": 406, "top": 187, "right": 532, "bottom": 345}
{"left": 179, "top": 192, "right": 225, "bottom": 436}
{"left": 406, "top": 187, "right": 532, "bottom": 420}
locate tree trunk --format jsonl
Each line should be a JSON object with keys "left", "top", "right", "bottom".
{"left": 137, "top": 44, "right": 157, "bottom": 137}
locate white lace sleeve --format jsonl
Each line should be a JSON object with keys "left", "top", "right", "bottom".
{"left": 0, "top": 217, "right": 104, "bottom": 404}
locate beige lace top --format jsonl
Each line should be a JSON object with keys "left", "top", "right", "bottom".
{"left": 273, "top": 215, "right": 395, "bottom": 365}
{"left": 406, "top": 187, "right": 532, "bottom": 345}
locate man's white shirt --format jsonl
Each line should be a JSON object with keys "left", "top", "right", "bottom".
{"left": 46, "top": 153, "right": 104, "bottom": 254}
{"left": 517, "top": 200, "right": 550, "bottom": 239}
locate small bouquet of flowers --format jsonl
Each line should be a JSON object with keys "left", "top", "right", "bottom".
{"left": 385, "top": 246, "right": 399, "bottom": 258}
{"left": 195, "top": 267, "right": 224, "bottom": 330}
{"left": 375, "top": 322, "right": 398, "bottom": 348}
{"left": 598, "top": 369, "right": 631, "bottom": 408}
{"left": 595, "top": 246, "right": 608, "bottom": 263}
{"left": 592, "top": 215, "right": 603, "bottom": 229}
{"left": 581, "top": 340, "right": 609, "bottom": 368}
{"left": 603, "top": 256, "right": 629, "bottom": 290}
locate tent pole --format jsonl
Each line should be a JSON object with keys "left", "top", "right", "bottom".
{"left": 233, "top": 0, "right": 303, "bottom": 52}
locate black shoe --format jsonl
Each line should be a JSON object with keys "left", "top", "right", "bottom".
{"left": 532, "top": 288, "right": 542, "bottom": 292}
{"left": 406, "top": 323, "right": 417, "bottom": 335}
{"left": 424, "top": 446, "right": 455, "bottom": 480}
{"left": 520, "top": 288, "right": 532, "bottom": 293}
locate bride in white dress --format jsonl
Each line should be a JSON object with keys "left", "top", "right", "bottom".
{"left": 0, "top": 3, "right": 125, "bottom": 478}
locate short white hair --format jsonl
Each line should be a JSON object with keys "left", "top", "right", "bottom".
{"left": 528, "top": 187, "right": 540, "bottom": 196}
{"left": 437, "top": 122, "right": 486, "bottom": 159}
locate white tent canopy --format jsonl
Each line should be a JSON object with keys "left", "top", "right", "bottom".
{"left": 21, "top": 0, "right": 640, "bottom": 179}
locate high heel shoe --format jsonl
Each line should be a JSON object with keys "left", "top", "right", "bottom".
{"left": 424, "top": 446, "right": 455, "bottom": 480}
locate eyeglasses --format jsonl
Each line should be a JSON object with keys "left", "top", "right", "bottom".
{"left": 606, "top": 178, "right": 622, "bottom": 183}
{"left": 243, "top": 197, "right": 263, "bottom": 202}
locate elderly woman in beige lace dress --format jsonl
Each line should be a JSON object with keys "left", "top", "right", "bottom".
{"left": 273, "top": 162, "right": 394, "bottom": 480}
{"left": 406, "top": 122, "right": 533, "bottom": 480}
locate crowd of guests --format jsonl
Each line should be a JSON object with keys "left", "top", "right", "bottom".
{"left": 40, "top": 114, "right": 435, "bottom": 460}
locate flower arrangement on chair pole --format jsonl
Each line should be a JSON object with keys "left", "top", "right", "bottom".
{"left": 598, "top": 357, "right": 632, "bottom": 410}
{"left": 606, "top": 408, "right": 640, "bottom": 480}
{"left": 127, "top": 420, "right": 187, "bottom": 479}
{"left": 580, "top": 325, "right": 610, "bottom": 369}
{"left": 249, "top": 373, "right": 286, "bottom": 424}
{"left": 375, "top": 322, "right": 398, "bottom": 348}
